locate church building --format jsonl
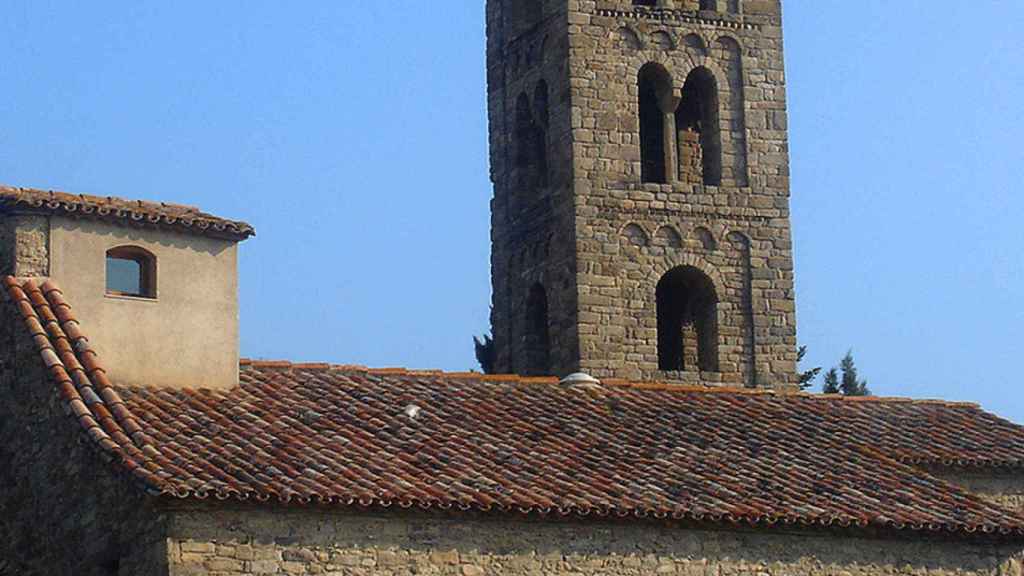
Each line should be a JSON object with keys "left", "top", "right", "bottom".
{"left": 0, "top": 1, "right": 1022, "bottom": 575}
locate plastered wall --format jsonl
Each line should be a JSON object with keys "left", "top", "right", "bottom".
{"left": 48, "top": 217, "right": 239, "bottom": 390}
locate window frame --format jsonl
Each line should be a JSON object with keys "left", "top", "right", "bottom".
{"left": 105, "top": 246, "right": 158, "bottom": 300}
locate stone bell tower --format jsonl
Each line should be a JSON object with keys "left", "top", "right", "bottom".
{"left": 486, "top": 0, "right": 797, "bottom": 389}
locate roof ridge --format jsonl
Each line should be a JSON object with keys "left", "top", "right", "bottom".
{"left": 237, "top": 358, "right": 981, "bottom": 408}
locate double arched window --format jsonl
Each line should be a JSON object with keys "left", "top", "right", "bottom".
{"left": 106, "top": 246, "right": 157, "bottom": 299}
{"left": 638, "top": 65, "right": 722, "bottom": 186}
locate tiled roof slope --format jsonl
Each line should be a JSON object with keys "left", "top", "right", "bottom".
{"left": 5, "top": 277, "right": 1024, "bottom": 540}
{"left": 0, "top": 185, "right": 254, "bottom": 240}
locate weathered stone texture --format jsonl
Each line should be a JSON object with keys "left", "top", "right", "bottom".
{"left": 166, "top": 508, "right": 1023, "bottom": 576}
{"left": 0, "top": 296, "right": 169, "bottom": 576}
{"left": 487, "top": 0, "right": 798, "bottom": 387}
{"left": 0, "top": 214, "right": 49, "bottom": 277}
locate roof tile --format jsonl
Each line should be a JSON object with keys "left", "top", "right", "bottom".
{"left": 0, "top": 186, "right": 254, "bottom": 241}
{"left": 4, "top": 277, "right": 1024, "bottom": 540}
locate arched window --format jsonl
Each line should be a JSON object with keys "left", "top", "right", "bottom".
{"left": 699, "top": 0, "right": 718, "bottom": 10}
{"left": 633, "top": 0, "right": 657, "bottom": 6}
{"left": 676, "top": 67, "right": 722, "bottom": 186}
{"left": 533, "top": 80, "right": 550, "bottom": 188}
{"left": 524, "top": 283, "right": 551, "bottom": 375}
{"left": 656, "top": 266, "right": 718, "bottom": 372}
{"left": 515, "top": 92, "right": 536, "bottom": 193}
{"left": 106, "top": 246, "right": 157, "bottom": 299}
{"left": 638, "top": 63, "right": 673, "bottom": 184}
{"left": 514, "top": 88, "right": 549, "bottom": 198}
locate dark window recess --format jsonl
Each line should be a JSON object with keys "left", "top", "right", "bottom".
{"left": 638, "top": 63, "right": 672, "bottom": 184}
{"left": 656, "top": 266, "right": 719, "bottom": 372}
{"left": 524, "top": 283, "right": 551, "bottom": 376}
{"left": 514, "top": 86, "right": 550, "bottom": 198}
{"left": 105, "top": 246, "right": 157, "bottom": 298}
{"left": 676, "top": 67, "right": 722, "bottom": 186}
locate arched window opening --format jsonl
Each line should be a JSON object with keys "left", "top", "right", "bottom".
{"left": 106, "top": 246, "right": 157, "bottom": 299}
{"left": 638, "top": 63, "right": 672, "bottom": 184}
{"left": 533, "top": 81, "right": 550, "bottom": 188}
{"left": 725, "top": 0, "right": 740, "bottom": 13}
{"left": 524, "top": 283, "right": 551, "bottom": 376}
{"left": 699, "top": 0, "right": 718, "bottom": 10}
{"left": 633, "top": 0, "right": 657, "bottom": 6}
{"left": 514, "top": 92, "right": 538, "bottom": 194}
{"left": 676, "top": 67, "right": 722, "bottom": 186}
{"left": 656, "top": 266, "right": 719, "bottom": 372}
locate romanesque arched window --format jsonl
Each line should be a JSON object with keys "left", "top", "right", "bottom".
{"left": 533, "top": 80, "right": 550, "bottom": 188}
{"left": 699, "top": 0, "right": 718, "bottom": 10}
{"left": 524, "top": 283, "right": 551, "bottom": 375}
{"left": 638, "top": 63, "right": 673, "bottom": 184}
{"left": 676, "top": 67, "right": 722, "bottom": 186}
{"left": 656, "top": 266, "right": 719, "bottom": 372}
{"left": 106, "top": 246, "right": 157, "bottom": 299}
{"left": 633, "top": 0, "right": 657, "bottom": 6}
{"left": 515, "top": 92, "right": 537, "bottom": 194}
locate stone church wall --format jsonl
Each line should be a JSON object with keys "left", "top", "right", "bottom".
{"left": 165, "top": 508, "right": 1024, "bottom": 576}
{"left": 0, "top": 289, "right": 168, "bottom": 576}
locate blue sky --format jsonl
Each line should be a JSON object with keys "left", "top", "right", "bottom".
{"left": 2, "top": 1, "right": 1022, "bottom": 423}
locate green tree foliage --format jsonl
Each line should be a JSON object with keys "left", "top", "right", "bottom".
{"left": 838, "top": 351, "right": 871, "bottom": 396}
{"left": 822, "top": 368, "right": 840, "bottom": 394}
{"left": 821, "top": 351, "right": 870, "bottom": 396}
{"left": 474, "top": 334, "right": 496, "bottom": 374}
{"left": 797, "top": 346, "right": 822, "bottom": 390}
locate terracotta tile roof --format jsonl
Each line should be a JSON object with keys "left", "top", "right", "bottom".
{"left": 0, "top": 185, "right": 254, "bottom": 241}
{"left": 4, "top": 276, "right": 1024, "bottom": 540}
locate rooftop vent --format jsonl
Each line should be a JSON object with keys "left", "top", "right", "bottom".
{"left": 560, "top": 372, "right": 603, "bottom": 392}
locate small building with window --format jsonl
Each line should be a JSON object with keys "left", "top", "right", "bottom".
{"left": 0, "top": 187, "right": 253, "bottom": 390}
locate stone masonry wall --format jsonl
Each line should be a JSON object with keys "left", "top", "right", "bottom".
{"left": 927, "top": 467, "right": 1024, "bottom": 515}
{"left": 487, "top": 0, "right": 798, "bottom": 386}
{"left": 0, "top": 288, "right": 169, "bottom": 575}
{"left": 166, "top": 507, "right": 1024, "bottom": 576}
{"left": 567, "top": 0, "right": 797, "bottom": 388}
{"left": 0, "top": 214, "right": 50, "bottom": 277}
{"left": 488, "top": 0, "right": 581, "bottom": 376}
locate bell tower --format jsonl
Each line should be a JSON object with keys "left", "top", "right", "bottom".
{"left": 486, "top": 0, "right": 798, "bottom": 389}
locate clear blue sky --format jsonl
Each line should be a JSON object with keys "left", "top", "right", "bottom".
{"left": 2, "top": 2, "right": 1022, "bottom": 423}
